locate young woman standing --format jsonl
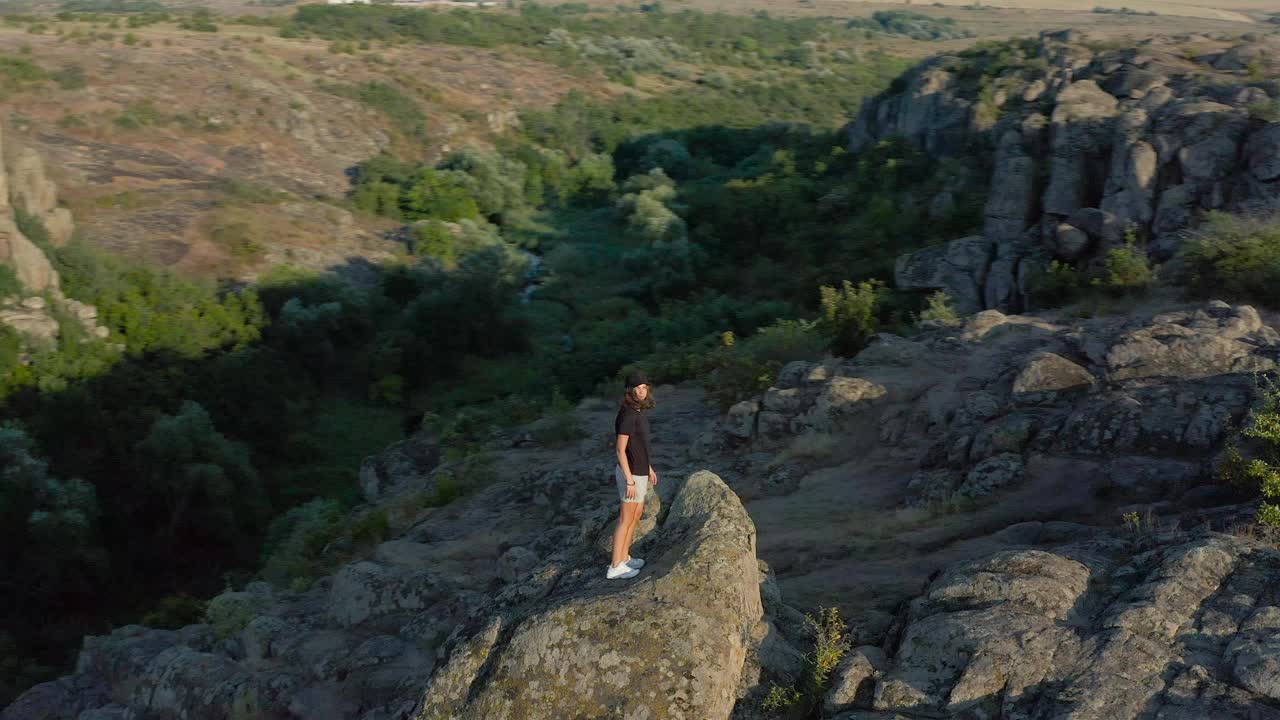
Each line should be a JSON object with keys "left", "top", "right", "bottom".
{"left": 607, "top": 371, "right": 657, "bottom": 580}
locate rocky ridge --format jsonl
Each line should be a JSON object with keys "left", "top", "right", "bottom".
{"left": 7, "top": 299, "right": 1280, "bottom": 720}
{"left": 714, "top": 300, "right": 1276, "bottom": 511}
{"left": 849, "top": 31, "right": 1280, "bottom": 313}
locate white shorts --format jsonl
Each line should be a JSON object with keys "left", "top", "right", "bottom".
{"left": 615, "top": 465, "right": 649, "bottom": 504}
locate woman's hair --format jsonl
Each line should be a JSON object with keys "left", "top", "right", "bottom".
{"left": 621, "top": 386, "right": 656, "bottom": 411}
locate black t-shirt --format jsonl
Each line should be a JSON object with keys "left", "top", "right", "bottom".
{"left": 614, "top": 405, "right": 651, "bottom": 476}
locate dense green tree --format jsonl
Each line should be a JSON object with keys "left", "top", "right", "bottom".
{"left": 405, "top": 168, "right": 480, "bottom": 221}
{"left": 136, "top": 401, "right": 267, "bottom": 570}
{"left": 439, "top": 147, "right": 530, "bottom": 222}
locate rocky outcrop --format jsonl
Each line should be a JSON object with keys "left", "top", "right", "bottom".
{"left": 851, "top": 32, "right": 1280, "bottom": 311}
{"left": 713, "top": 301, "right": 1276, "bottom": 508}
{"left": 846, "top": 532, "right": 1280, "bottom": 720}
{"left": 894, "top": 235, "right": 994, "bottom": 314}
{"left": 9, "top": 145, "right": 74, "bottom": 247}
{"left": 0, "top": 124, "right": 63, "bottom": 294}
{"left": 0, "top": 123, "right": 108, "bottom": 347}
{"left": 357, "top": 432, "right": 441, "bottom": 503}
{"left": 417, "top": 471, "right": 763, "bottom": 720}
{"left": 3, "top": 469, "right": 780, "bottom": 720}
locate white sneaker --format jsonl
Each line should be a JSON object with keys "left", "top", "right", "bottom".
{"left": 606, "top": 563, "right": 640, "bottom": 580}
{"left": 625, "top": 556, "right": 645, "bottom": 569}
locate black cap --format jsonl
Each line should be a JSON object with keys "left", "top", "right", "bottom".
{"left": 624, "top": 370, "right": 649, "bottom": 390}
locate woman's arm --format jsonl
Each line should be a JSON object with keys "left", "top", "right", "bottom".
{"left": 616, "top": 434, "right": 637, "bottom": 500}
{"left": 616, "top": 434, "right": 633, "bottom": 478}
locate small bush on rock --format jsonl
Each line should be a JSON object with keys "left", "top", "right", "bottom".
{"left": 142, "top": 594, "right": 208, "bottom": 629}
{"left": 1029, "top": 260, "right": 1083, "bottom": 308}
{"left": 1094, "top": 236, "right": 1154, "bottom": 295}
{"left": 205, "top": 590, "right": 268, "bottom": 640}
{"left": 259, "top": 498, "right": 344, "bottom": 587}
{"left": 1220, "top": 378, "right": 1280, "bottom": 531}
{"left": 816, "top": 280, "right": 881, "bottom": 357}
{"left": 0, "top": 265, "right": 22, "bottom": 298}
{"left": 916, "top": 290, "right": 959, "bottom": 326}
{"left": 532, "top": 388, "right": 581, "bottom": 445}
{"left": 761, "top": 606, "right": 851, "bottom": 719}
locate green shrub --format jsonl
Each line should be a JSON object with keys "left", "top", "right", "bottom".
{"left": 418, "top": 457, "right": 495, "bottom": 508}
{"left": 702, "top": 332, "right": 784, "bottom": 411}
{"left": 210, "top": 221, "right": 264, "bottom": 262}
{"left": 320, "top": 80, "right": 426, "bottom": 143}
{"left": 1220, "top": 378, "right": 1280, "bottom": 530}
{"left": 419, "top": 472, "right": 462, "bottom": 508}
{"left": 51, "top": 63, "right": 87, "bottom": 89}
{"left": 113, "top": 99, "right": 165, "bottom": 129}
{"left": 0, "top": 265, "right": 22, "bottom": 298}
{"left": 1177, "top": 211, "right": 1280, "bottom": 306}
{"left": 846, "top": 10, "right": 975, "bottom": 40}
{"left": 0, "top": 55, "right": 47, "bottom": 99}
{"left": 204, "top": 589, "right": 268, "bottom": 639}
{"left": 412, "top": 220, "right": 458, "bottom": 262}
{"left": 177, "top": 17, "right": 218, "bottom": 32}
{"left": 13, "top": 208, "right": 52, "bottom": 256}
{"left": 142, "top": 594, "right": 208, "bottom": 629}
{"left": 761, "top": 607, "right": 852, "bottom": 719}
{"left": 532, "top": 388, "right": 582, "bottom": 445}
{"left": 1029, "top": 260, "right": 1083, "bottom": 308}
{"left": 349, "top": 508, "right": 389, "bottom": 545}
{"left": 259, "top": 498, "right": 344, "bottom": 587}
{"left": 368, "top": 373, "right": 404, "bottom": 404}
{"left": 1094, "top": 236, "right": 1154, "bottom": 294}
{"left": 737, "top": 319, "right": 825, "bottom": 365}
{"left": 816, "top": 279, "right": 881, "bottom": 357}
{"left": 917, "top": 290, "right": 959, "bottom": 325}
{"left": 1248, "top": 99, "right": 1280, "bottom": 123}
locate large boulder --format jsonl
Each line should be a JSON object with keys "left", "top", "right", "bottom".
{"left": 416, "top": 471, "right": 764, "bottom": 720}
{"left": 1103, "top": 305, "right": 1275, "bottom": 381}
{"left": 357, "top": 432, "right": 440, "bottom": 503}
{"left": 1012, "top": 351, "right": 1096, "bottom": 399}
{"left": 0, "top": 216, "right": 58, "bottom": 293}
{"left": 895, "top": 235, "right": 995, "bottom": 314}
{"left": 847, "top": 61, "right": 975, "bottom": 156}
{"left": 867, "top": 536, "right": 1280, "bottom": 720}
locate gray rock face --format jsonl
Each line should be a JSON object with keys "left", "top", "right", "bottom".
{"left": 721, "top": 301, "right": 1273, "bottom": 510}
{"left": 894, "top": 235, "right": 995, "bottom": 314}
{"left": 862, "top": 535, "right": 1280, "bottom": 720}
{"left": 851, "top": 35, "right": 1280, "bottom": 312}
{"left": 416, "top": 471, "right": 764, "bottom": 720}
{"left": 847, "top": 60, "right": 974, "bottom": 156}
{"left": 327, "top": 560, "right": 449, "bottom": 628}
{"left": 0, "top": 674, "right": 110, "bottom": 720}
{"left": 1247, "top": 123, "right": 1280, "bottom": 183}
{"left": 984, "top": 131, "right": 1039, "bottom": 242}
{"left": 357, "top": 432, "right": 441, "bottom": 503}
{"left": 1044, "top": 80, "right": 1119, "bottom": 218}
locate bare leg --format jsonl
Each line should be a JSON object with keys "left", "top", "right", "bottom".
{"left": 619, "top": 501, "right": 644, "bottom": 562}
{"left": 610, "top": 504, "right": 631, "bottom": 568}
